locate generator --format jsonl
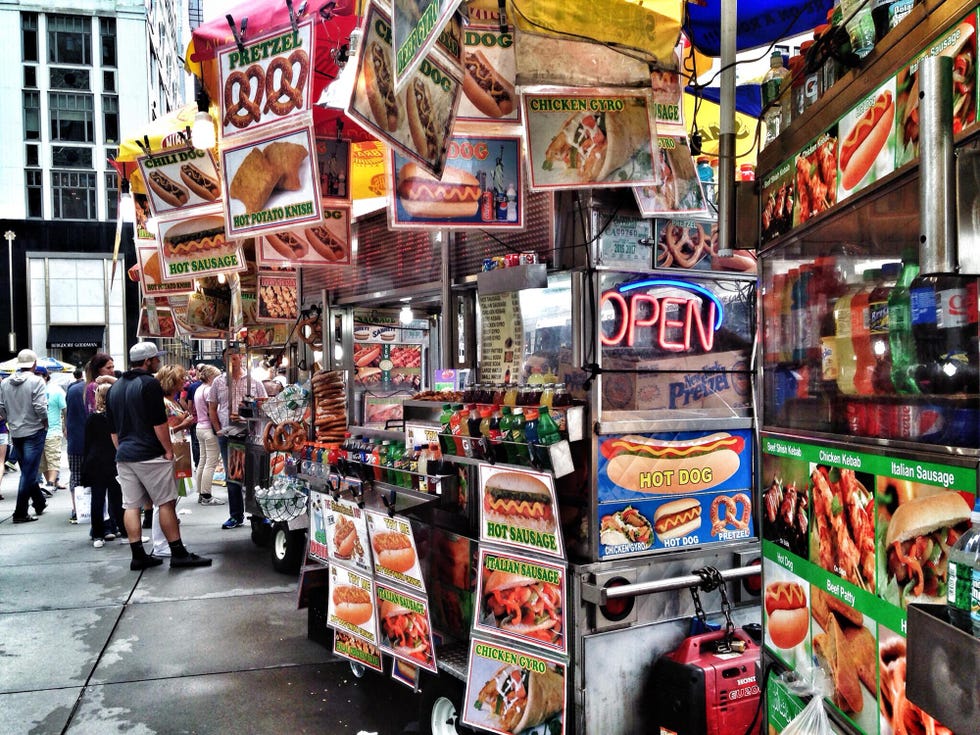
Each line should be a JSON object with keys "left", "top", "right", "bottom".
{"left": 651, "top": 628, "right": 762, "bottom": 735}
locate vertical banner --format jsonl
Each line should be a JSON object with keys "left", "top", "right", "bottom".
{"left": 478, "top": 291, "right": 524, "bottom": 383}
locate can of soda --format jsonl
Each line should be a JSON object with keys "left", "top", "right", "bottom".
{"left": 519, "top": 252, "right": 538, "bottom": 265}
{"left": 482, "top": 257, "right": 496, "bottom": 272}
{"left": 504, "top": 253, "right": 521, "bottom": 268}
{"left": 493, "top": 256, "right": 507, "bottom": 270}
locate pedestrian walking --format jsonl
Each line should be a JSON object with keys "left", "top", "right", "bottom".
{"left": 0, "top": 349, "right": 49, "bottom": 522}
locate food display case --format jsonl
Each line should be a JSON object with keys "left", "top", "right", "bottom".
{"left": 756, "top": 3, "right": 980, "bottom": 733}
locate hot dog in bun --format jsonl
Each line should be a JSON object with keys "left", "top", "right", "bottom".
{"left": 406, "top": 77, "right": 441, "bottom": 163}
{"left": 884, "top": 491, "right": 971, "bottom": 607}
{"left": 653, "top": 498, "right": 702, "bottom": 541}
{"left": 380, "top": 599, "right": 432, "bottom": 663}
{"left": 396, "top": 163, "right": 480, "bottom": 219}
{"left": 333, "top": 584, "right": 373, "bottom": 626}
{"left": 180, "top": 162, "right": 220, "bottom": 201}
{"left": 765, "top": 581, "right": 808, "bottom": 649}
{"left": 354, "top": 344, "right": 382, "bottom": 367}
{"left": 601, "top": 432, "right": 743, "bottom": 494}
{"left": 362, "top": 41, "right": 399, "bottom": 131}
{"left": 839, "top": 90, "right": 894, "bottom": 191}
{"left": 333, "top": 515, "right": 358, "bottom": 559}
{"left": 483, "top": 571, "right": 562, "bottom": 646}
{"left": 162, "top": 216, "right": 227, "bottom": 258}
{"left": 372, "top": 531, "right": 416, "bottom": 573}
{"left": 266, "top": 230, "right": 309, "bottom": 260}
{"left": 463, "top": 49, "right": 515, "bottom": 118}
{"left": 305, "top": 225, "right": 346, "bottom": 262}
{"left": 147, "top": 169, "right": 190, "bottom": 208}
{"left": 483, "top": 472, "right": 555, "bottom": 532}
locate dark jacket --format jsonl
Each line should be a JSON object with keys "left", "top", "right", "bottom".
{"left": 106, "top": 369, "right": 168, "bottom": 462}
{"left": 81, "top": 411, "right": 117, "bottom": 485}
{"left": 65, "top": 380, "right": 87, "bottom": 455}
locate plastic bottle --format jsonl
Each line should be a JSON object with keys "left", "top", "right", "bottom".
{"left": 869, "top": 262, "right": 901, "bottom": 393}
{"left": 873, "top": 0, "right": 914, "bottom": 43}
{"left": 523, "top": 408, "right": 540, "bottom": 464}
{"left": 791, "top": 264, "right": 813, "bottom": 364}
{"left": 910, "top": 273, "right": 980, "bottom": 395}
{"left": 765, "top": 274, "right": 787, "bottom": 364}
{"left": 488, "top": 407, "right": 505, "bottom": 462}
{"left": 449, "top": 404, "right": 466, "bottom": 454}
{"left": 439, "top": 403, "right": 454, "bottom": 453}
{"left": 947, "top": 496, "right": 980, "bottom": 634}
{"left": 888, "top": 260, "right": 920, "bottom": 394}
{"left": 834, "top": 276, "right": 861, "bottom": 395}
{"left": 762, "top": 50, "right": 791, "bottom": 148}
{"left": 467, "top": 404, "right": 483, "bottom": 438}
{"left": 503, "top": 383, "right": 518, "bottom": 406}
{"left": 840, "top": 0, "right": 876, "bottom": 58}
{"left": 536, "top": 406, "right": 562, "bottom": 446}
{"left": 850, "top": 268, "right": 879, "bottom": 396}
{"left": 416, "top": 444, "right": 429, "bottom": 493}
{"left": 509, "top": 407, "right": 530, "bottom": 464}
{"left": 498, "top": 406, "right": 514, "bottom": 463}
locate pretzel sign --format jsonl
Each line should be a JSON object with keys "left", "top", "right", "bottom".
{"left": 264, "top": 49, "right": 309, "bottom": 117}
{"left": 710, "top": 493, "right": 752, "bottom": 535}
{"left": 224, "top": 65, "right": 264, "bottom": 129}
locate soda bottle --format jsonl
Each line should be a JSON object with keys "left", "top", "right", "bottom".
{"left": 536, "top": 405, "right": 562, "bottom": 446}
{"left": 761, "top": 50, "right": 790, "bottom": 148}
{"left": 889, "top": 259, "right": 920, "bottom": 394}
{"left": 834, "top": 276, "right": 861, "bottom": 395}
{"left": 784, "top": 268, "right": 800, "bottom": 359}
{"left": 488, "top": 407, "right": 505, "bottom": 462}
{"left": 792, "top": 264, "right": 813, "bottom": 364}
{"left": 850, "top": 268, "right": 879, "bottom": 396}
{"left": 509, "top": 407, "right": 530, "bottom": 464}
{"left": 498, "top": 406, "right": 514, "bottom": 463}
{"left": 764, "top": 274, "right": 786, "bottom": 365}
{"left": 524, "top": 408, "right": 540, "bottom": 464}
{"left": 947, "top": 496, "right": 980, "bottom": 634}
{"left": 416, "top": 444, "right": 429, "bottom": 493}
{"left": 910, "top": 272, "right": 980, "bottom": 394}
{"left": 439, "top": 403, "right": 454, "bottom": 453}
{"left": 869, "top": 262, "right": 901, "bottom": 393}
{"left": 449, "top": 404, "right": 466, "bottom": 455}
{"left": 467, "top": 404, "right": 483, "bottom": 438}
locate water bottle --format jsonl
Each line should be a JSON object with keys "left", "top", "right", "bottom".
{"left": 761, "top": 51, "right": 791, "bottom": 148}
{"left": 840, "top": 0, "right": 876, "bottom": 58}
{"left": 850, "top": 268, "right": 880, "bottom": 396}
{"left": 947, "top": 496, "right": 980, "bottom": 635}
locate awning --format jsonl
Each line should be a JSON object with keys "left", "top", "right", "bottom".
{"left": 46, "top": 325, "right": 105, "bottom": 350}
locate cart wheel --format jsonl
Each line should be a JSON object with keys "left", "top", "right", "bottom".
{"left": 271, "top": 522, "right": 305, "bottom": 574}
{"left": 419, "top": 676, "right": 473, "bottom": 735}
{"left": 349, "top": 661, "right": 366, "bottom": 678}
{"left": 250, "top": 517, "right": 273, "bottom": 547}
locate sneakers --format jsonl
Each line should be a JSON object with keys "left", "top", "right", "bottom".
{"left": 40, "top": 487, "right": 54, "bottom": 498}
{"left": 93, "top": 539, "right": 105, "bottom": 548}
{"left": 103, "top": 532, "right": 116, "bottom": 541}
{"left": 130, "top": 556, "right": 164, "bottom": 571}
{"left": 198, "top": 495, "right": 226, "bottom": 505}
{"left": 69, "top": 512, "right": 78, "bottom": 524}
{"left": 170, "top": 552, "right": 213, "bottom": 568}
{"left": 5, "top": 461, "right": 17, "bottom": 472}
{"left": 12, "top": 515, "right": 38, "bottom": 523}
{"left": 152, "top": 547, "right": 171, "bottom": 558}
{"left": 221, "top": 517, "right": 244, "bottom": 529}
{"left": 33, "top": 502, "right": 47, "bottom": 516}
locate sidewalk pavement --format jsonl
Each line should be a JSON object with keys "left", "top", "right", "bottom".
{"left": 0, "top": 456, "right": 419, "bottom": 734}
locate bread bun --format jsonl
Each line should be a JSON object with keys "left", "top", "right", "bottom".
{"left": 485, "top": 471, "right": 549, "bottom": 499}
{"left": 765, "top": 581, "right": 808, "bottom": 649}
{"left": 396, "top": 163, "right": 480, "bottom": 219}
{"left": 885, "top": 492, "right": 971, "bottom": 547}
{"left": 653, "top": 498, "right": 702, "bottom": 540}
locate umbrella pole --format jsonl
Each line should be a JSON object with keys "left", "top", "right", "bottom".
{"left": 716, "top": 0, "right": 737, "bottom": 258}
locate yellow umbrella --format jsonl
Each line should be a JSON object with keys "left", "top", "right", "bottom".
{"left": 684, "top": 93, "right": 759, "bottom": 167}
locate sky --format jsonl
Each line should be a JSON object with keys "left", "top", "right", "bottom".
{"left": 201, "top": 0, "right": 243, "bottom": 24}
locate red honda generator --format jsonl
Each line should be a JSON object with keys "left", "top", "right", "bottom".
{"left": 650, "top": 628, "right": 762, "bottom": 735}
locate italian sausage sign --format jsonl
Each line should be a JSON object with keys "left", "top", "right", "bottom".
{"left": 596, "top": 429, "right": 755, "bottom": 558}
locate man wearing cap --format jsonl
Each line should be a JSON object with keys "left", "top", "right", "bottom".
{"left": 106, "top": 342, "right": 211, "bottom": 570}
{"left": 0, "top": 349, "right": 49, "bottom": 522}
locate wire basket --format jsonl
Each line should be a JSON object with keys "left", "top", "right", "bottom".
{"left": 254, "top": 477, "right": 308, "bottom": 522}
{"left": 260, "top": 384, "right": 310, "bottom": 424}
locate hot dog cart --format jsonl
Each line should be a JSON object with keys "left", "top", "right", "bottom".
{"left": 755, "top": 2, "right": 980, "bottom": 734}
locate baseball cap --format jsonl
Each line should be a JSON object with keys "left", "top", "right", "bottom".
{"left": 129, "top": 342, "right": 165, "bottom": 363}
{"left": 34, "top": 366, "right": 49, "bottom": 377}
{"left": 17, "top": 349, "right": 37, "bottom": 364}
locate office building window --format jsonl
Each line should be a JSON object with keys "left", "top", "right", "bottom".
{"left": 26, "top": 170, "right": 43, "bottom": 218}
{"left": 24, "top": 90, "right": 40, "bottom": 140}
{"left": 24, "top": 66, "right": 37, "bottom": 88}
{"left": 105, "top": 171, "right": 118, "bottom": 221}
{"left": 26, "top": 144, "right": 39, "bottom": 167}
{"left": 22, "top": 12, "right": 38, "bottom": 62}
{"left": 103, "top": 70, "right": 116, "bottom": 92}
{"left": 48, "top": 14, "right": 91, "bottom": 66}
{"left": 100, "top": 18, "right": 116, "bottom": 67}
{"left": 103, "top": 95, "right": 119, "bottom": 144}
{"left": 50, "top": 67, "right": 90, "bottom": 90}
{"left": 52, "top": 170, "right": 97, "bottom": 220}
{"left": 49, "top": 91, "right": 94, "bottom": 142}
{"left": 52, "top": 146, "right": 92, "bottom": 168}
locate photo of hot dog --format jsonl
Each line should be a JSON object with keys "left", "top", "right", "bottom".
{"left": 161, "top": 216, "right": 228, "bottom": 258}
{"left": 483, "top": 472, "right": 555, "bottom": 532}
{"left": 362, "top": 40, "right": 399, "bottom": 132}
{"left": 332, "top": 584, "right": 373, "bottom": 626}
{"left": 482, "top": 570, "right": 563, "bottom": 647}
{"left": 333, "top": 515, "right": 358, "bottom": 559}
{"left": 406, "top": 77, "right": 442, "bottom": 163}
{"left": 600, "top": 432, "right": 744, "bottom": 495}
{"left": 147, "top": 169, "right": 190, "bottom": 208}
{"left": 372, "top": 530, "right": 417, "bottom": 573}
{"left": 396, "top": 162, "right": 481, "bottom": 219}
{"left": 180, "top": 162, "right": 221, "bottom": 201}
{"left": 764, "top": 581, "right": 808, "bottom": 649}
{"left": 305, "top": 224, "right": 347, "bottom": 262}
{"left": 463, "top": 49, "right": 516, "bottom": 118}
{"left": 839, "top": 89, "right": 894, "bottom": 191}
{"left": 354, "top": 343, "right": 382, "bottom": 367}
{"left": 266, "top": 230, "right": 309, "bottom": 260}
{"left": 653, "top": 497, "right": 702, "bottom": 541}
{"left": 379, "top": 599, "right": 433, "bottom": 666}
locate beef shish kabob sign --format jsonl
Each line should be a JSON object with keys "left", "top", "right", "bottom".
{"left": 348, "top": 1, "right": 463, "bottom": 177}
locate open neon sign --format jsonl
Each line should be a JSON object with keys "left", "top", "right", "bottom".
{"left": 600, "top": 278, "right": 724, "bottom": 351}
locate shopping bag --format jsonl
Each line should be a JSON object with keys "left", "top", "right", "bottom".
{"left": 172, "top": 440, "right": 192, "bottom": 479}
{"left": 74, "top": 486, "right": 92, "bottom": 524}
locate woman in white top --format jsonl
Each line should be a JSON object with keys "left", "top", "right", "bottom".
{"left": 193, "top": 365, "right": 224, "bottom": 505}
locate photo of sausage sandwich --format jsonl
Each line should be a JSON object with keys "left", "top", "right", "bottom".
{"left": 379, "top": 599, "right": 433, "bottom": 666}
{"left": 483, "top": 472, "right": 555, "bottom": 533}
{"left": 396, "top": 162, "right": 481, "bottom": 219}
{"left": 481, "top": 570, "right": 563, "bottom": 648}
{"left": 838, "top": 89, "right": 894, "bottom": 192}
{"left": 463, "top": 49, "right": 516, "bottom": 118}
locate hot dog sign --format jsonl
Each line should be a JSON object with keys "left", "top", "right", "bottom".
{"left": 596, "top": 429, "right": 755, "bottom": 558}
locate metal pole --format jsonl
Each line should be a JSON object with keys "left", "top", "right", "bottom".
{"left": 918, "top": 55, "right": 957, "bottom": 274}
{"left": 716, "top": 0, "right": 737, "bottom": 257}
{"left": 602, "top": 565, "right": 760, "bottom": 601}
{"left": 5, "top": 230, "right": 14, "bottom": 353}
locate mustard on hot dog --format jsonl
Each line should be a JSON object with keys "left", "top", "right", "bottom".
{"left": 601, "top": 432, "right": 743, "bottom": 494}
{"left": 839, "top": 90, "right": 894, "bottom": 191}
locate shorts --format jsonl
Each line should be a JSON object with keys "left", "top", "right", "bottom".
{"left": 117, "top": 456, "right": 180, "bottom": 510}
{"left": 0, "top": 432, "right": 8, "bottom": 447}
{"left": 40, "top": 432, "right": 62, "bottom": 473}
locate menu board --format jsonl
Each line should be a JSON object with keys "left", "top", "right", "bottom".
{"left": 137, "top": 147, "right": 222, "bottom": 217}
{"left": 375, "top": 582, "right": 438, "bottom": 673}
{"left": 478, "top": 292, "right": 524, "bottom": 384}
{"left": 366, "top": 510, "right": 426, "bottom": 592}
{"left": 596, "top": 429, "right": 755, "bottom": 559}
{"left": 761, "top": 434, "right": 973, "bottom": 735}
{"left": 333, "top": 630, "right": 383, "bottom": 672}
{"left": 327, "top": 564, "right": 379, "bottom": 645}
{"left": 312, "top": 493, "right": 371, "bottom": 573}
{"left": 478, "top": 465, "right": 564, "bottom": 561}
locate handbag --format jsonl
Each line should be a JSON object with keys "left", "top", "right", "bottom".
{"left": 172, "top": 439, "right": 192, "bottom": 479}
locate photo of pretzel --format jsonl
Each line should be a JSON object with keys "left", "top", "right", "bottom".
{"left": 224, "top": 64, "right": 265, "bottom": 129}
{"left": 264, "top": 49, "right": 308, "bottom": 117}
{"left": 657, "top": 223, "right": 708, "bottom": 269}
{"left": 710, "top": 492, "right": 752, "bottom": 535}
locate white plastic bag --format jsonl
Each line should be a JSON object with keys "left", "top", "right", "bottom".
{"left": 780, "top": 668, "right": 833, "bottom": 735}
{"left": 74, "top": 486, "right": 92, "bottom": 524}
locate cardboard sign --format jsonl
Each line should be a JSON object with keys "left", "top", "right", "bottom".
{"left": 633, "top": 134, "right": 708, "bottom": 216}
{"left": 184, "top": 286, "right": 232, "bottom": 332}
{"left": 375, "top": 582, "right": 438, "bottom": 673}
{"left": 137, "top": 304, "right": 176, "bottom": 339}
{"left": 221, "top": 122, "right": 323, "bottom": 239}
{"left": 392, "top": 0, "right": 464, "bottom": 91}
{"left": 217, "top": 19, "right": 314, "bottom": 139}
{"left": 137, "top": 147, "right": 221, "bottom": 217}
{"left": 327, "top": 564, "right": 379, "bottom": 645}
{"left": 333, "top": 630, "right": 383, "bottom": 672}
{"left": 135, "top": 245, "right": 193, "bottom": 297}
{"left": 456, "top": 22, "right": 519, "bottom": 123}
{"left": 256, "top": 272, "right": 298, "bottom": 323}
{"left": 366, "top": 510, "right": 426, "bottom": 592}
{"left": 156, "top": 210, "right": 246, "bottom": 282}
{"left": 323, "top": 495, "right": 371, "bottom": 574}
{"left": 479, "top": 465, "right": 565, "bottom": 561}
{"left": 258, "top": 205, "right": 352, "bottom": 267}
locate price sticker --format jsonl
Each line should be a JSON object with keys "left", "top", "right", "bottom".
{"left": 548, "top": 440, "right": 575, "bottom": 478}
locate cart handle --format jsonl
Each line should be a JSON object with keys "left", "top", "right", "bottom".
{"left": 581, "top": 565, "right": 760, "bottom": 605}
